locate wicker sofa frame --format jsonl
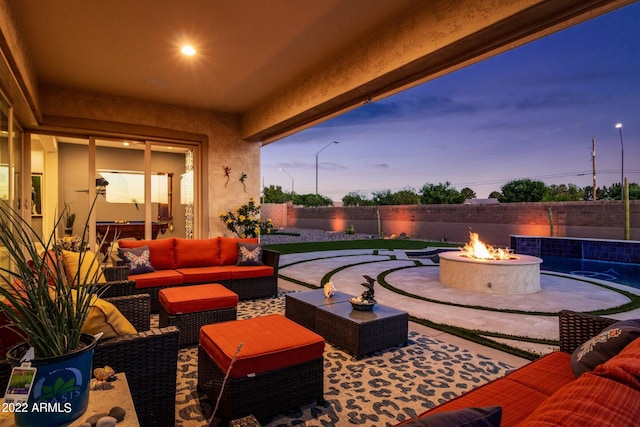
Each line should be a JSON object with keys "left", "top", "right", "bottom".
{"left": 198, "top": 347, "right": 324, "bottom": 424}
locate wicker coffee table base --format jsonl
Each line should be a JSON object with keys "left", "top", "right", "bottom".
{"left": 286, "top": 290, "right": 409, "bottom": 358}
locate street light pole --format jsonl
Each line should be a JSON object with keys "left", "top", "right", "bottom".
{"left": 315, "top": 141, "right": 339, "bottom": 194}
{"left": 615, "top": 123, "right": 624, "bottom": 201}
{"left": 279, "top": 168, "right": 294, "bottom": 197}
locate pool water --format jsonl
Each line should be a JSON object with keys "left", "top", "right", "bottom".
{"left": 541, "top": 256, "right": 640, "bottom": 289}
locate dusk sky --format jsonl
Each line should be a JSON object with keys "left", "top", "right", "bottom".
{"left": 261, "top": 3, "right": 640, "bottom": 201}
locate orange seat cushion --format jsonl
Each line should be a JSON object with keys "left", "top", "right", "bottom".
{"left": 174, "top": 237, "right": 220, "bottom": 268}
{"left": 227, "top": 265, "right": 274, "bottom": 280}
{"left": 219, "top": 237, "right": 258, "bottom": 265}
{"left": 419, "top": 377, "right": 549, "bottom": 427}
{"left": 159, "top": 283, "right": 238, "bottom": 314}
{"left": 199, "top": 314, "right": 324, "bottom": 378}
{"left": 507, "top": 352, "right": 574, "bottom": 396}
{"left": 175, "top": 266, "right": 232, "bottom": 283}
{"left": 131, "top": 269, "right": 184, "bottom": 289}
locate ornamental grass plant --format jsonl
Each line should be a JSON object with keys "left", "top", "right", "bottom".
{"left": 0, "top": 196, "right": 107, "bottom": 358}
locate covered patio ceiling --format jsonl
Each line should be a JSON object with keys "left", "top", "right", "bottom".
{"left": 5, "top": 0, "right": 634, "bottom": 143}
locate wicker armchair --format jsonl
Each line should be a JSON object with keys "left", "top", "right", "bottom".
{"left": 93, "top": 294, "right": 179, "bottom": 427}
{"left": 0, "top": 294, "right": 179, "bottom": 427}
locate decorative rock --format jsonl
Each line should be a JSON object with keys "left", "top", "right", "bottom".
{"left": 96, "top": 416, "right": 118, "bottom": 427}
{"left": 77, "top": 423, "right": 91, "bottom": 427}
{"left": 109, "top": 406, "right": 126, "bottom": 422}
{"left": 86, "top": 413, "right": 110, "bottom": 426}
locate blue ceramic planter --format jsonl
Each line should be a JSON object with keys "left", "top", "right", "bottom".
{"left": 7, "top": 334, "right": 97, "bottom": 427}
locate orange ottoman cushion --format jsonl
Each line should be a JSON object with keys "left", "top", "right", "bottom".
{"left": 159, "top": 284, "right": 238, "bottom": 314}
{"left": 199, "top": 314, "right": 325, "bottom": 378}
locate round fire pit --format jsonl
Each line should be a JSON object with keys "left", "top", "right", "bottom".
{"left": 438, "top": 251, "right": 542, "bottom": 294}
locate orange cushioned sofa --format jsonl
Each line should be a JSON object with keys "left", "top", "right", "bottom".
{"left": 116, "top": 236, "right": 279, "bottom": 311}
{"left": 397, "top": 310, "right": 640, "bottom": 427}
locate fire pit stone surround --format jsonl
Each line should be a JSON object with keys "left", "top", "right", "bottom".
{"left": 438, "top": 251, "right": 543, "bottom": 294}
{"left": 438, "top": 232, "right": 543, "bottom": 294}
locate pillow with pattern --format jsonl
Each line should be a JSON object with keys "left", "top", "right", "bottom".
{"left": 118, "top": 245, "right": 156, "bottom": 275}
{"left": 571, "top": 319, "right": 640, "bottom": 378}
{"left": 237, "top": 242, "right": 263, "bottom": 266}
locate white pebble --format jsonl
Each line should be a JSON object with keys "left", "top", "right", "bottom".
{"left": 96, "top": 416, "right": 118, "bottom": 427}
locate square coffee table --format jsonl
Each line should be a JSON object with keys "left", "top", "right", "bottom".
{"left": 285, "top": 290, "right": 353, "bottom": 332}
{"left": 285, "top": 289, "right": 408, "bottom": 358}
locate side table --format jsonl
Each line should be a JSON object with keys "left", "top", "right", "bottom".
{"left": 0, "top": 372, "right": 139, "bottom": 426}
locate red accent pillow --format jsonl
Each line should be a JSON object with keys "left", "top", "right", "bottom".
{"left": 173, "top": 237, "right": 220, "bottom": 267}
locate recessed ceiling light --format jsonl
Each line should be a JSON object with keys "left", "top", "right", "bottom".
{"left": 122, "top": 142, "right": 130, "bottom": 146}
{"left": 181, "top": 45, "right": 196, "bottom": 56}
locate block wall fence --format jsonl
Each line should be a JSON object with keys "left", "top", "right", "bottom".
{"left": 261, "top": 201, "right": 640, "bottom": 247}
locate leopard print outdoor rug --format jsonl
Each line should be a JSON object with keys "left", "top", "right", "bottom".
{"left": 170, "top": 293, "right": 516, "bottom": 426}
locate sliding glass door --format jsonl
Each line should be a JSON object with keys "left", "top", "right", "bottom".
{"left": 54, "top": 136, "right": 196, "bottom": 253}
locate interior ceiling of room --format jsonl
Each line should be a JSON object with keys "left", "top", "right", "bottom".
{"left": 10, "top": 0, "right": 421, "bottom": 114}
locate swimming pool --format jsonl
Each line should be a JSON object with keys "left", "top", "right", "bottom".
{"left": 541, "top": 255, "right": 640, "bottom": 289}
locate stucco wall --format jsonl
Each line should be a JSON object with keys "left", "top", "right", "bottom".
{"left": 267, "top": 201, "right": 640, "bottom": 246}
{"left": 38, "top": 86, "right": 261, "bottom": 238}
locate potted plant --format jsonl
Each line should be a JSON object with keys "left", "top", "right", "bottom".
{"left": 63, "top": 201, "right": 75, "bottom": 235}
{"left": 0, "top": 197, "right": 105, "bottom": 426}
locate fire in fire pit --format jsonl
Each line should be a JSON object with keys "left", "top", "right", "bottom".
{"left": 460, "top": 232, "right": 513, "bottom": 260}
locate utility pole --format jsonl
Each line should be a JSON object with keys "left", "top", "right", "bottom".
{"left": 592, "top": 138, "right": 596, "bottom": 201}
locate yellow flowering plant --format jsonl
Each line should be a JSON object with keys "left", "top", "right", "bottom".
{"left": 218, "top": 198, "right": 273, "bottom": 238}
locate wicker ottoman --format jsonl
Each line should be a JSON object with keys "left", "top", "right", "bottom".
{"left": 198, "top": 314, "right": 325, "bottom": 424}
{"left": 159, "top": 283, "right": 238, "bottom": 346}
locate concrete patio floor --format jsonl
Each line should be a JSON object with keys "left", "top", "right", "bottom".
{"left": 275, "top": 247, "right": 640, "bottom": 369}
